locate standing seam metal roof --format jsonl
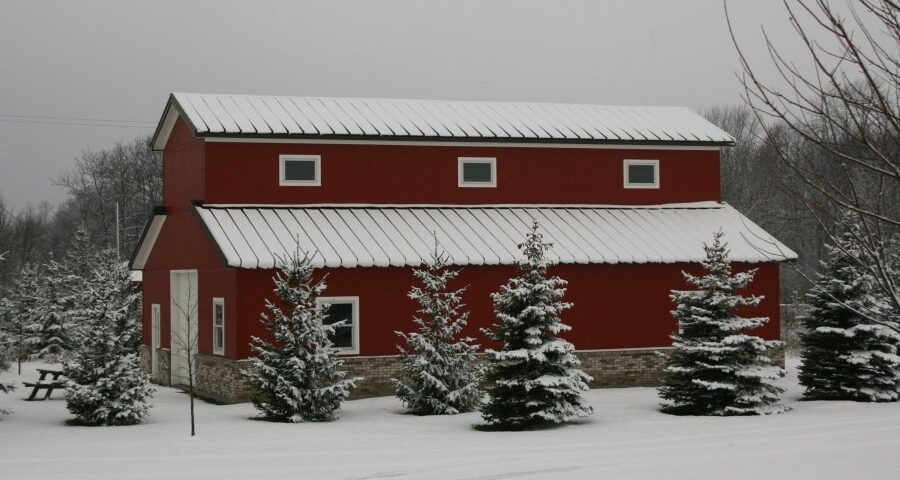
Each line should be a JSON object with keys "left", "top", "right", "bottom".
{"left": 152, "top": 93, "right": 735, "bottom": 149}
{"left": 193, "top": 203, "right": 796, "bottom": 269}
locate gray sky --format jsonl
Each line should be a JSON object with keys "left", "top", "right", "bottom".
{"left": 0, "top": 0, "right": 832, "bottom": 209}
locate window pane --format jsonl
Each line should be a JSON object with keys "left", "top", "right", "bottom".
{"left": 323, "top": 302, "right": 354, "bottom": 349}
{"left": 215, "top": 326, "right": 224, "bottom": 350}
{"left": 462, "top": 162, "right": 493, "bottom": 183}
{"left": 284, "top": 160, "right": 317, "bottom": 181}
{"left": 628, "top": 164, "right": 656, "bottom": 184}
{"left": 214, "top": 304, "right": 223, "bottom": 327}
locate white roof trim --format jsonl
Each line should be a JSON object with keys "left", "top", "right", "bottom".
{"left": 152, "top": 93, "right": 735, "bottom": 151}
{"left": 151, "top": 102, "right": 181, "bottom": 151}
{"left": 193, "top": 203, "right": 796, "bottom": 269}
{"left": 131, "top": 214, "right": 166, "bottom": 270}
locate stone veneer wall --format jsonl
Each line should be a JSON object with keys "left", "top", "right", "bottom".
{"left": 138, "top": 345, "right": 151, "bottom": 376}
{"left": 138, "top": 345, "right": 172, "bottom": 386}
{"left": 180, "top": 346, "right": 786, "bottom": 404}
{"left": 195, "top": 354, "right": 255, "bottom": 403}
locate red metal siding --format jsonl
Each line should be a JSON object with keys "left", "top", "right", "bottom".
{"left": 141, "top": 118, "right": 238, "bottom": 356}
{"left": 204, "top": 142, "right": 720, "bottom": 205}
{"left": 233, "top": 262, "right": 781, "bottom": 359}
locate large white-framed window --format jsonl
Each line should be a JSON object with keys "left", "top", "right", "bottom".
{"left": 151, "top": 304, "right": 161, "bottom": 377}
{"left": 212, "top": 297, "right": 225, "bottom": 355}
{"left": 458, "top": 157, "right": 497, "bottom": 188}
{"left": 623, "top": 159, "right": 660, "bottom": 189}
{"left": 279, "top": 154, "right": 321, "bottom": 186}
{"left": 316, "top": 296, "right": 360, "bottom": 355}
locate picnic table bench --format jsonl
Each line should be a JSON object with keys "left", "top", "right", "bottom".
{"left": 24, "top": 368, "right": 66, "bottom": 401}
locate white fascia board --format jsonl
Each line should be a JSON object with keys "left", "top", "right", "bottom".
{"left": 202, "top": 136, "right": 721, "bottom": 151}
{"left": 151, "top": 104, "right": 181, "bottom": 151}
{"left": 131, "top": 215, "right": 167, "bottom": 270}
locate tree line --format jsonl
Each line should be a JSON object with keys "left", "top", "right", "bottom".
{"left": 0, "top": 136, "right": 161, "bottom": 293}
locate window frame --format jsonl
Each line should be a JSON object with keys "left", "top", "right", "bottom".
{"left": 623, "top": 159, "right": 660, "bottom": 189}
{"left": 212, "top": 297, "right": 225, "bottom": 356}
{"left": 315, "top": 296, "right": 360, "bottom": 355}
{"left": 279, "top": 154, "right": 322, "bottom": 187}
{"left": 151, "top": 304, "right": 161, "bottom": 377}
{"left": 458, "top": 157, "right": 497, "bottom": 188}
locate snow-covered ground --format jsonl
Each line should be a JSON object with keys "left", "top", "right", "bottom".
{"left": 1, "top": 359, "right": 898, "bottom": 480}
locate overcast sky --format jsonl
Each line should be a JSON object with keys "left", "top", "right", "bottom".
{"left": 0, "top": 0, "right": 843, "bottom": 209}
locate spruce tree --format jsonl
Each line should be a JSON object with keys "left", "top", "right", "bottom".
{"left": 393, "top": 246, "right": 483, "bottom": 415}
{"left": 799, "top": 224, "right": 900, "bottom": 402}
{"left": 64, "top": 249, "right": 153, "bottom": 426}
{"left": 242, "top": 249, "right": 360, "bottom": 422}
{"left": 659, "top": 231, "right": 786, "bottom": 416}
{"left": 0, "top": 263, "right": 38, "bottom": 373}
{"left": 0, "top": 253, "right": 16, "bottom": 417}
{"left": 480, "top": 221, "right": 592, "bottom": 430}
{"left": 27, "top": 261, "right": 71, "bottom": 359}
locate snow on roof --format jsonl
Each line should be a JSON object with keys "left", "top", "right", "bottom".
{"left": 193, "top": 203, "right": 796, "bottom": 269}
{"left": 152, "top": 93, "right": 734, "bottom": 150}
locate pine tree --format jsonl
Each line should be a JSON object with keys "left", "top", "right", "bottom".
{"left": 0, "top": 253, "right": 16, "bottom": 417}
{"left": 659, "top": 231, "right": 786, "bottom": 416}
{"left": 799, "top": 224, "right": 900, "bottom": 402}
{"left": 480, "top": 221, "right": 592, "bottom": 430}
{"left": 0, "top": 263, "right": 39, "bottom": 373}
{"left": 64, "top": 249, "right": 153, "bottom": 426}
{"left": 27, "top": 261, "right": 71, "bottom": 359}
{"left": 393, "top": 246, "right": 483, "bottom": 415}
{"left": 242, "top": 249, "right": 361, "bottom": 423}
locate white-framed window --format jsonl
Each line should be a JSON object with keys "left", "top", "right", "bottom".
{"left": 151, "top": 304, "right": 161, "bottom": 377}
{"left": 458, "top": 157, "right": 497, "bottom": 188}
{"left": 212, "top": 297, "right": 225, "bottom": 355}
{"left": 279, "top": 154, "right": 321, "bottom": 186}
{"left": 623, "top": 159, "right": 660, "bottom": 189}
{"left": 316, "top": 296, "right": 360, "bottom": 355}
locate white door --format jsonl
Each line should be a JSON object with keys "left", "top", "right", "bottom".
{"left": 151, "top": 304, "right": 161, "bottom": 378}
{"left": 170, "top": 270, "right": 198, "bottom": 387}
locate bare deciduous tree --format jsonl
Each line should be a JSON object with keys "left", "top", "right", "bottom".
{"left": 726, "top": 0, "right": 900, "bottom": 331}
{"left": 171, "top": 287, "right": 199, "bottom": 437}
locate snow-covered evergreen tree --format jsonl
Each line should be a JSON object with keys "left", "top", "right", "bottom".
{"left": 659, "top": 231, "right": 786, "bottom": 416}
{"left": 393, "top": 246, "right": 483, "bottom": 415}
{"left": 799, "top": 223, "right": 900, "bottom": 402}
{"left": 26, "top": 261, "right": 71, "bottom": 359}
{"left": 242, "top": 249, "right": 360, "bottom": 423}
{"left": 480, "top": 221, "right": 592, "bottom": 430}
{"left": 0, "top": 263, "right": 39, "bottom": 373}
{"left": 64, "top": 249, "right": 152, "bottom": 426}
{"left": 0, "top": 253, "right": 15, "bottom": 418}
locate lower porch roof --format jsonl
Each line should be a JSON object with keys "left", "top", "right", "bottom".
{"left": 191, "top": 202, "right": 797, "bottom": 269}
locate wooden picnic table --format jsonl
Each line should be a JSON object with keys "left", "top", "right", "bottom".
{"left": 24, "top": 368, "right": 66, "bottom": 401}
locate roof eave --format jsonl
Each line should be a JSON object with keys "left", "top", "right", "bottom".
{"left": 195, "top": 131, "right": 734, "bottom": 148}
{"left": 150, "top": 94, "right": 201, "bottom": 151}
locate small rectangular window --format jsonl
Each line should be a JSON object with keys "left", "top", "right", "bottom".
{"left": 212, "top": 297, "right": 225, "bottom": 355}
{"left": 624, "top": 159, "right": 659, "bottom": 189}
{"left": 280, "top": 155, "right": 321, "bottom": 186}
{"left": 458, "top": 157, "right": 496, "bottom": 187}
{"left": 316, "top": 296, "right": 360, "bottom": 354}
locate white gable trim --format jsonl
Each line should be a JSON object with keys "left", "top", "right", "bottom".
{"left": 131, "top": 214, "right": 167, "bottom": 270}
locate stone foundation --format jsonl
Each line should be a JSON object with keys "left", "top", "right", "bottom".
{"left": 580, "top": 348, "right": 669, "bottom": 387}
{"left": 139, "top": 345, "right": 171, "bottom": 386}
{"left": 184, "top": 348, "right": 681, "bottom": 404}
{"left": 138, "top": 344, "right": 151, "bottom": 376}
{"left": 150, "top": 345, "right": 786, "bottom": 404}
{"left": 195, "top": 354, "right": 255, "bottom": 403}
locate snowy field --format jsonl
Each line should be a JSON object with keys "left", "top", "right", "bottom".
{"left": 1, "top": 359, "right": 898, "bottom": 480}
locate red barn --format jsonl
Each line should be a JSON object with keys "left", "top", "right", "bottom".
{"left": 132, "top": 93, "right": 796, "bottom": 402}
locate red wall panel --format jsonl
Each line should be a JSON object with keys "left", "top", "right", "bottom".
{"left": 204, "top": 142, "right": 720, "bottom": 205}
{"left": 232, "top": 262, "right": 781, "bottom": 359}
